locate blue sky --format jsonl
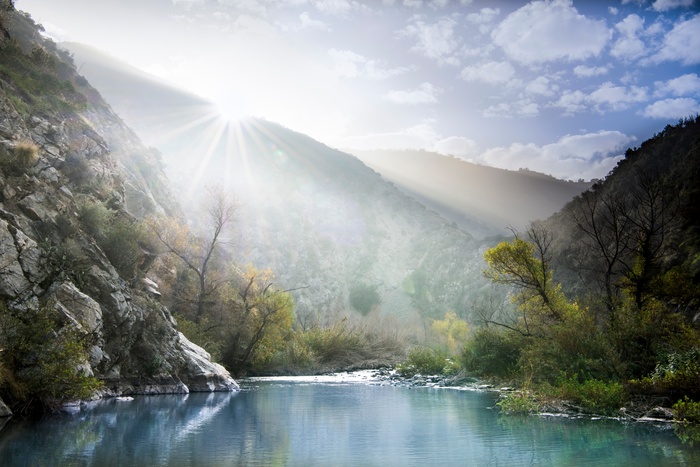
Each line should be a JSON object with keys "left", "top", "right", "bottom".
{"left": 17, "top": 0, "right": 700, "bottom": 180}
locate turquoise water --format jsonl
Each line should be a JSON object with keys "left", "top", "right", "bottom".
{"left": 0, "top": 378, "right": 698, "bottom": 466}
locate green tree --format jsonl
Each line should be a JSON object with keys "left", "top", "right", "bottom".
{"left": 483, "top": 223, "right": 572, "bottom": 336}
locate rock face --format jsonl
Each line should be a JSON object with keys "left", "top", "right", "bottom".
{"left": 0, "top": 7, "right": 237, "bottom": 402}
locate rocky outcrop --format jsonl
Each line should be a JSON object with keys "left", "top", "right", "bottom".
{"left": 0, "top": 6, "right": 236, "bottom": 400}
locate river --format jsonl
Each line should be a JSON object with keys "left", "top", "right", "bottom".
{"left": 0, "top": 373, "right": 697, "bottom": 466}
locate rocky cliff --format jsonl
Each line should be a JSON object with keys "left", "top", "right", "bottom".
{"left": 0, "top": 5, "right": 236, "bottom": 412}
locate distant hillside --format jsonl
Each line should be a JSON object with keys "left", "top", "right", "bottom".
{"left": 185, "top": 118, "right": 498, "bottom": 323}
{"left": 351, "top": 149, "right": 592, "bottom": 236}
{"left": 61, "top": 42, "right": 504, "bottom": 323}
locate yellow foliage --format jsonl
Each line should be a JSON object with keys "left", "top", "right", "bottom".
{"left": 431, "top": 311, "right": 469, "bottom": 353}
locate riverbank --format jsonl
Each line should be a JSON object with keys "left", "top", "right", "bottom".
{"left": 275, "top": 369, "right": 688, "bottom": 429}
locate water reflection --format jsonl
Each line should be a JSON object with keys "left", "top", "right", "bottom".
{"left": 0, "top": 381, "right": 697, "bottom": 466}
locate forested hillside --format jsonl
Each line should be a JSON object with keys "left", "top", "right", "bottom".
{"left": 464, "top": 116, "right": 700, "bottom": 419}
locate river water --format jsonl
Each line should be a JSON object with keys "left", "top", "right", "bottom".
{"left": 0, "top": 374, "right": 697, "bottom": 466}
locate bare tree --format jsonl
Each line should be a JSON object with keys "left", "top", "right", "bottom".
{"left": 566, "top": 187, "right": 632, "bottom": 321}
{"left": 152, "top": 186, "right": 236, "bottom": 323}
{"left": 624, "top": 170, "right": 680, "bottom": 309}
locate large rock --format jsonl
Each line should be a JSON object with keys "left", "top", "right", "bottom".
{"left": 49, "top": 281, "right": 103, "bottom": 333}
{"left": 177, "top": 333, "right": 239, "bottom": 392}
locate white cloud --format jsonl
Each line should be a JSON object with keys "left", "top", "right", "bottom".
{"left": 466, "top": 7, "right": 500, "bottom": 33}
{"left": 525, "top": 76, "right": 558, "bottom": 96}
{"left": 400, "top": 16, "right": 461, "bottom": 65}
{"left": 573, "top": 65, "right": 609, "bottom": 77}
{"left": 652, "top": 0, "right": 695, "bottom": 11}
{"left": 484, "top": 99, "right": 539, "bottom": 118}
{"left": 434, "top": 136, "right": 478, "bottom": 158}
{"left": 608, "top": 6, "right": 619, "bottom": 15}
{"left": 550, "top": 89, "right": 588, "bottom": 115}
{"left": 466, "top": 7, "right": 500, "bottom": 23}
{"left": 550, "top": 82, "right": 649, "bottom": 115}
{"left": 491, "top": 0, "right": 610, "bottom": 65}
{"left": 461, "top": 61, "right": 515, "bottom": 84}
{"left": 478, "top": 131, "right": 634, "bottom": 180}
{"left": 641, "top": 98, "right": 700, "bottom": 118}
{"left": 428, "top": 0, "right": 450, "bottom": 8}
{"left": 588, "top": 82, "right": 648, "bottom": 111}
{"left": 384, "top": 82, "right": 441, "bottom": 104}
{"left": 314, "top": 0, "right": 354, "bottom": 15}
{"left": 329, "top": 49, "right": 411, "bottom": 79}
{"left": 341, "top": 119, "right": 441, "bottom": 150}
{"left": 299, "top": 12, "right": 332, "bottom": 31}
{"left": 610, "top": 14, "right": 648, "bottom": 61}
{"left": 651, "top": 14, "right": 700, "bottom": 65}
{"left": 654, "top": 73, "right": 700, "bottom": 97}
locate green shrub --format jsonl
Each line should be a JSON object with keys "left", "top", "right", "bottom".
{"left": 99, "top": 217, "right": 146, "bottom": 280}
{"left": 497, "top": 391, "right": 539, "bottom": 415}
{"left": 0, "top": 302, "right": 102, "bottom": 410}
{"left": 397, "top": 347, "right": 457, "bottom": 377}
{"left": 77, "top": 198, "right": 114, "bottom": 240}
{"left": 349, "top": 283, "right": 381, "bottom": 316}
{"left": 674, "top": 397, "right": 700, "bottom": 424}
{"left": 75, "top": 199, "right": 152, "bottom": 280}
{"left": 555, "top": 375, "right": 626, "bottom": 415}
{"left": 42, "top": 238, "right": 90, "bottom": 289}
{"left": 628, "top": 349, "right": 700, "bottom": 400}
{"left": 461, "top": 327, "right": 524, "bottom": 378}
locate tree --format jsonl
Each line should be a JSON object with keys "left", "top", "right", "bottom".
{"left": 566, "top": 186, "right": 631, "bottom": 322}
{"left": 431, "top": 311, "right": 468, "bottom": 353}
{"left": 221, "top": 266, "right": 297, "bottom": 373}
{"left": 151, "top": 186, "right": 236, "bottom": 323}
{"left": 484, "top": 223, "right": 564, "bottom": 333}
{"left": 623, "top": 171, "right": 679, "bottom": 309}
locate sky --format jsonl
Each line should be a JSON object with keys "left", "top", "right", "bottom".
{"left": 16, "top": 0, "right": 700, "bottom": 181}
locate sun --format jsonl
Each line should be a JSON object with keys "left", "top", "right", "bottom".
{"left": 214, "top": 93, "right": 253, "bottom": 123}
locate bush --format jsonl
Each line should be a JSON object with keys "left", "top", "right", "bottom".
{"left": 349, "top": 283, "right": 381, "bottom": 316}
{"left": 497, "top": 390, "right": 539, "bottom": 415}
{"left": 674, "top": 396, "right": 700, "bottom": 424}
{"left": 100, "top": 217, "right": 148, "bottom": 280}
{"left": 13, "top": 140, "right": 39, "bottom": 167}
{"left": 76, "top": 198, "right": 152, "bottom": 280}
{"left": 42, "top": 238, "right": 90, "bottom": 289}
{"left": 0, "top": 302, "right": 102, "bottom": 410}
{"left": 397, "top": 347, "right": 457, "bottom": 377}
{"left": 305, "top": 323, "right": 369, "bottom": 366}
{"left": 461, "top": 327, "right": 524, "bottom": 378}
{"left": 554, "top": 375, "right": 627, "bottom": 415}
{"left": 77, "top": 198, "right": 114, "bottom": 240}
{"left": 627, "top": 348, "right": 700, "bottom": 400}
